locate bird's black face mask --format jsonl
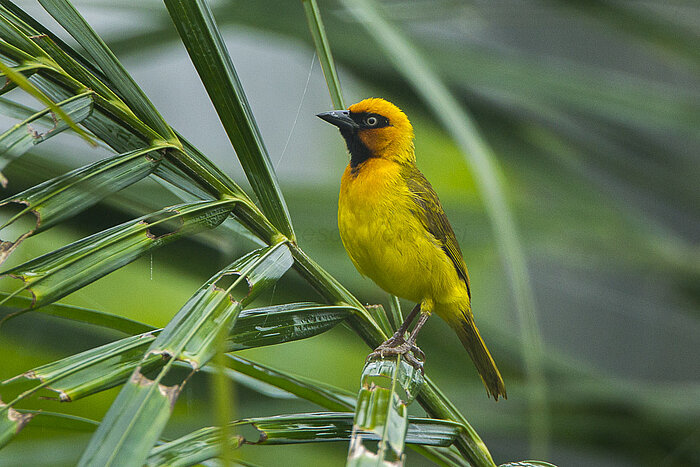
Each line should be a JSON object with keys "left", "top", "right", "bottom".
{"left": 317, "top": 110, "right": 389, "bottom": 168}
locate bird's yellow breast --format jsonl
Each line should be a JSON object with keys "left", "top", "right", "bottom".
{"left": 338, "top": 159, "right": 465, "bottom": 306}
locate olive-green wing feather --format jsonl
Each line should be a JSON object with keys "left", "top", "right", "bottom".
{"left": 404, "top": 166, "right": 471, "bottom": 298}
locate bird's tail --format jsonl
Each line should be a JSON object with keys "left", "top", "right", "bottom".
{"left": 446, "top": 306, "right": 506, "bottom": 400}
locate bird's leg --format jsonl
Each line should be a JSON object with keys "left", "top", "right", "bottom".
{"left": 385, "top": 302, "right": 421, "bottom": 346}
{"left": 403, "top": 311, "right": 430, "bottom": 361}
{"left": 369, "top": 303, "right": 420, "bottom": 353}
{"left": 367, "top": 304, "right": 430, "bottom": 372}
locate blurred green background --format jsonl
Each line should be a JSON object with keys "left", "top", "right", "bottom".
{"left": 0, "top": 1, "right": 698, "bottom": 466}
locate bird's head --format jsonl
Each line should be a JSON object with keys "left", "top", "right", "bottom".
{"left": 317, "top": 98, "right": 415, "bottom": 168}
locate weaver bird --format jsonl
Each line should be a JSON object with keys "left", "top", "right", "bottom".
{"left": 317, "top": 98, "right": 506, "bottom": 399}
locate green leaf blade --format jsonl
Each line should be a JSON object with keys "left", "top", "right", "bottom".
{"left": 146, "top": 413, "right": 462, "bottom": 466}
{"left": 0, "top": 58, "right": 95, "bottom": 145}
{"left": 0, "top": 293, "right": 154, "bottom": 335}
{"left": 0, "top": 8, "right": 48, "bottom": 59}
{"left": 0, "top": 145, "right": 168, "bottom": 264}
{"left": 0, "top": 199, "right": 237, "bottom": 309}
{"left": 0, "top": 396, "right": 33, "bottom": 449}
{"left": 163, "top": 0, "right": 295, "bottom": 240}
{"left": 37, "top": 0, "right": 177, "bottom": 141}
{"left": 301, "top": 0, "right": 345, "bottom": 109}
{"left": 347, "top": 357, "right": 424, "bottom": 466}
{"left": 2, "top": 331, "right": 158, "bottom": 403}
{"left": 78, "top": 244, "right": 293, "bottom": 466}
{"left": 77, "top": 370, "right": 179, "bottom": 467}
{"left": 228, "top": 302, "right": 352, "bottom": 350}
{"left": 0, "top": 92, "right": 93, "bottom": 187}
{"left": 226, "top": 355, "right": 356, "bottom": 412}
{"left": 21, "top": 411, "right": 99, "bottom": 433}
{"left": 146, "top": 425, "right": 237, "bottom": 467}
{"left": 149, "top": 244, "right": 292, "bottom": 368}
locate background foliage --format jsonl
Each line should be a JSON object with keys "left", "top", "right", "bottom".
{"left": 0, "top": 1, "right": 698, "bottom": 466}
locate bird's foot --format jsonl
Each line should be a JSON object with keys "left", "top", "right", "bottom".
{"left": 367, "top": 338, "right": 425, "bottom": 373}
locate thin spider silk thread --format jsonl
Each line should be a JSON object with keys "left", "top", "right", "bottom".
{"left": 276, "top": 51, "right": 316, "bottom": 168}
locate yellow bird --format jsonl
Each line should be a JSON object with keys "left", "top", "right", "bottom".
{"left": 318, "top": 98, "right": 506, "bottom": 400}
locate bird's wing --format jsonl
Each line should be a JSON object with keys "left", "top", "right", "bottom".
{"left": 404, "top": 165, "right": 471, "bottom": 298}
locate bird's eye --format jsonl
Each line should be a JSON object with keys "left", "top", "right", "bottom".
{"left": 365, "top": 116, "right": 378, "bottom": 126}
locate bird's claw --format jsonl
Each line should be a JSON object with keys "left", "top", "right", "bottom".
{"left": 366, "top": 338, "right": 425, "bottom": 373}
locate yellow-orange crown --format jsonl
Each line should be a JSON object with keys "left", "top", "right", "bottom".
{"left": 348, "top": 98, "right": 415, "bottom": 163}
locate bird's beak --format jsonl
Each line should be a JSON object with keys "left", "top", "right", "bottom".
{"left": 316, "top": 110, "right": 358, "bottom": 131}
